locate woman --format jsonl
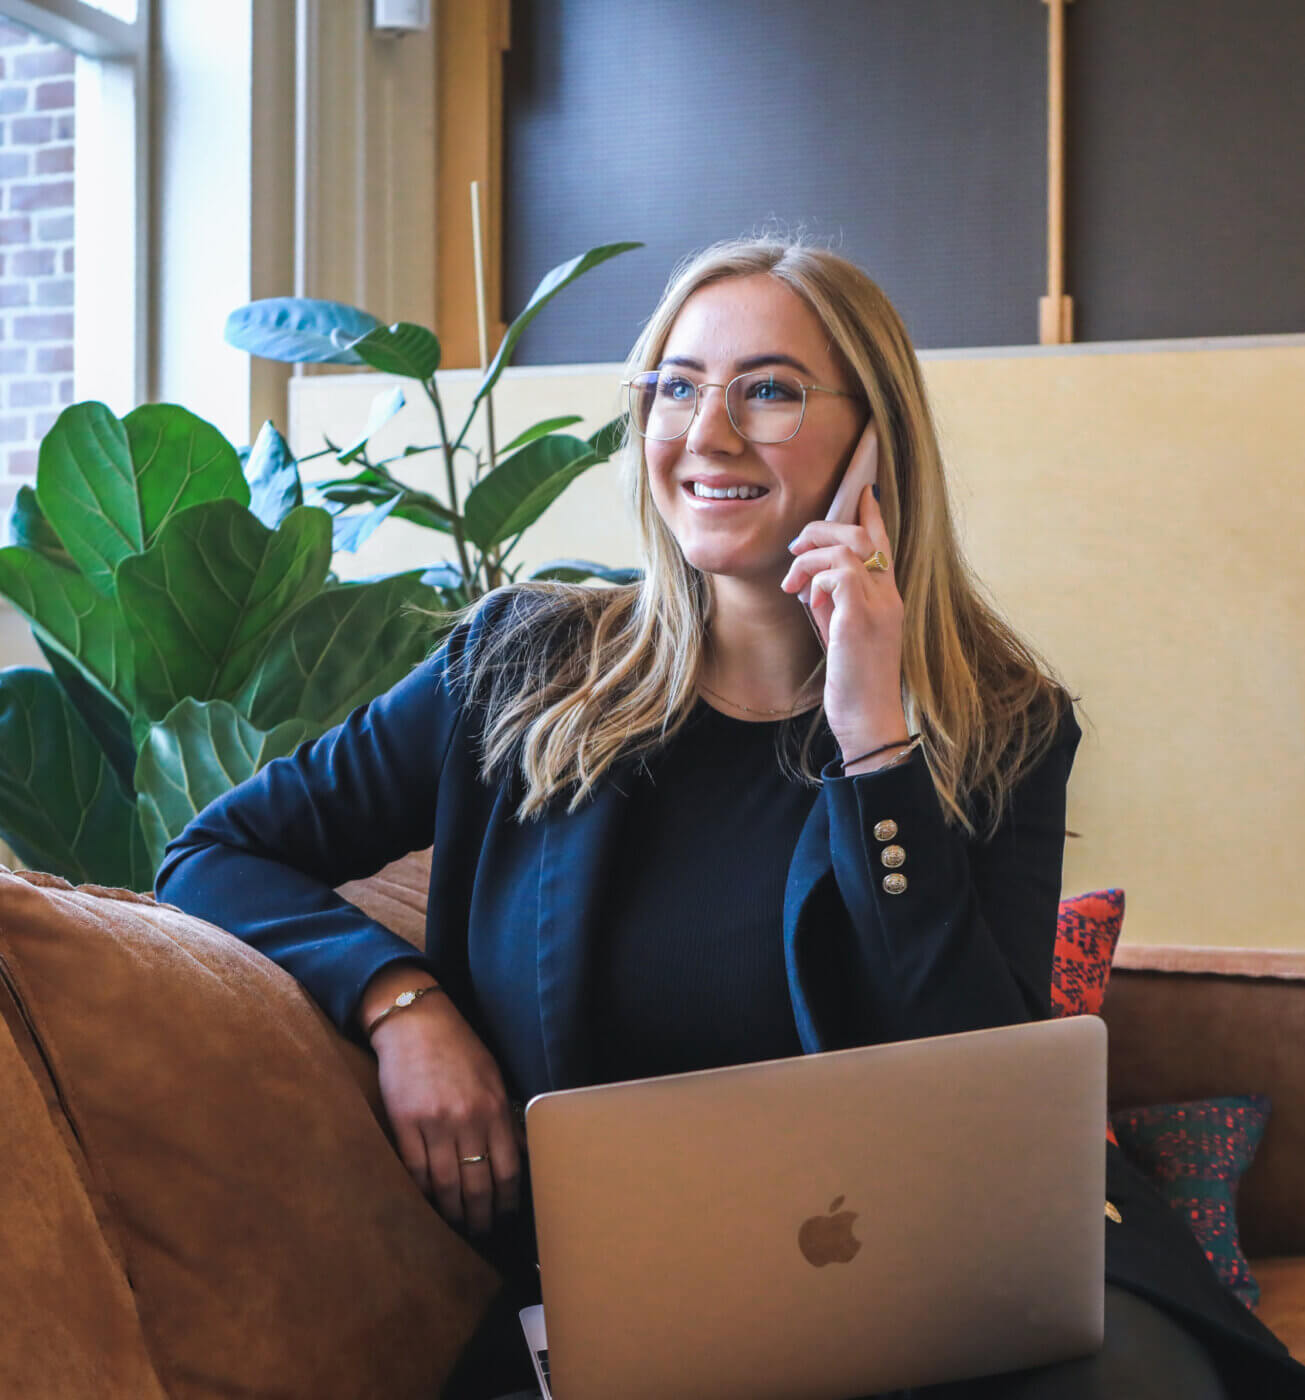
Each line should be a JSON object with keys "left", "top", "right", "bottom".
{"left": 157, "top": 240, "right": 1303, "bottom": 1399}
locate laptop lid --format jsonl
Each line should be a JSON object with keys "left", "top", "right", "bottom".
{"left": 525, "top": 1015, "right": 1106, "bottom": 1400}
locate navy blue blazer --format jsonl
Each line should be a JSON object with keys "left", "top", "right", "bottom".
{"left": 156, "top": 597, "right": 1079, "bottom": 1100}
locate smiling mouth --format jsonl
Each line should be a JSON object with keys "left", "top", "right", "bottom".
{"left": 684, "top": 482, "right": 769, "bottom": 500}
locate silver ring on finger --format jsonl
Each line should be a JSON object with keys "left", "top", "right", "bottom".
{"left": 459, "top": 1153, "right": 489, "bottom": 1165}
{"left": 863, "top": 550, "right": 890, "bottom": 573}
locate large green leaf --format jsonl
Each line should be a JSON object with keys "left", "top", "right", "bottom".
{"left": 346, "top": 322, "right": 441, "bottom": 380}
{"left": 37, "top": 640, "right": 136, "bottom": 794}
{"left": 499, "top": 415, "right": 582, "bottom": 454}
{"left": 0, "top": 545, "right": 134, "bottom": 709}
{"left": 135, "top": 698, "right": 315, "bottom": 869}
{"left": 7, "top": 484, "right": 72, "bottom": 565}
{"left": 224, "top": 297, "right": 380, "bottom": 365}
{"left": 462, "top": 433, "right": 602, "bottom": 550}
{"left": 115, "top": 501, "right": 333, "bottom": 723}
{"left": 245, "top": 420, "right": 302, "bottom": 528}
{"left": 36, "top": 402, "right": 246, "bottom": 595}
{"left": 33, "top": 402, "right": 135, "bottom": 594}
{"left": 124, "top": 402, "right": 248, "bottom": 522}
{"left": 233, "top": 572, "right": 445, "bottom": 731}
{"left": 465, "top": 242, "right": 642, "bottom": 422}
{"left": 0, "top": 667, "right": 152, "bottom": 889}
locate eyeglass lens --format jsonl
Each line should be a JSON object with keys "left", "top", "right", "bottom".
{"left": 628, "top": 371, "right": 804, "bottom": 444}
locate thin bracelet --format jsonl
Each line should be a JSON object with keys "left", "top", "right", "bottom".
{"left": 842, "top": 733, "right": 922, "bottom": 771}
{"left": 365, "top": 983, "right": 444, "bottom": 1038}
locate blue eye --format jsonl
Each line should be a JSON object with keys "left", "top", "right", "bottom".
{"left": 746, "top": 376, "right": 799, "bottom": 403}
{"left": 658, "top": 375, "right": 696, "bottom": 401}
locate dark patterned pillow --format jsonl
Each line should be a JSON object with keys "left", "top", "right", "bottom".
{"left": 1052, "top": 889, "right": 1125, "bottom": 1145}
{"left": 1111, "top": 1095, "right": 1271, "bottom": 1309}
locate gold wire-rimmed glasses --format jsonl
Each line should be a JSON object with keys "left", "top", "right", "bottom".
{"left": 622, "top": 369, "right": 858, "bottom": 445}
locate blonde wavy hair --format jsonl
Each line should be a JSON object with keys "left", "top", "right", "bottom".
{"left": 457, "top": 237, "right": 1073, "bottom": 835}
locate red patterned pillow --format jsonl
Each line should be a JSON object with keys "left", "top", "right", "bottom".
{"left": 1051, "top": 889, "right": 1125, "bottom": 1017}
{"left": 1110, "top": 1096, "right": 1271, "bottom": 1309}
{"left": 1052, "top": 889, "right": 1125, "bottom": 1145}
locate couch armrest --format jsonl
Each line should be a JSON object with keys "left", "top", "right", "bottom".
{"left": 1102, "top": 945, "right": 1305, "bottom": 1257}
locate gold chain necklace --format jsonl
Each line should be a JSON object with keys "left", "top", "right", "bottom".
{"left": 698, "top": 681, "right": 823, "bottom": 717}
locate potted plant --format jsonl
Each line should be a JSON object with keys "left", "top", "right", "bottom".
{"left": 0, "top": 241, "right": 640, "bottom": 888}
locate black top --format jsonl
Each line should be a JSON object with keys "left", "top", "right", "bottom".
{"left": 591, "top": 702, "right": 831, "bottom": 1082}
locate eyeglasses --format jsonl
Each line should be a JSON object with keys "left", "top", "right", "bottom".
{"left": 622, "top": 369, "right": 858, "bottom": 445}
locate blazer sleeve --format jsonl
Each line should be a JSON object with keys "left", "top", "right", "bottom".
{"left": 818, "top": 704, "right": 1081, "bottom": 1043}
{"left": 153, "top": 606, "right": 494, "bottom": 1036}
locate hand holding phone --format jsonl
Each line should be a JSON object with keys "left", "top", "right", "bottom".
{"left": 783, "top": 414, "right": 907, "bottom": 750}
{"left": 797, "top": 419, "right": 879, "bottom": 612}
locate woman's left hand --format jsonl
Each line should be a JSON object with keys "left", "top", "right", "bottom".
{"left": 779, "top": 483, "right": 909, "bottom": 761}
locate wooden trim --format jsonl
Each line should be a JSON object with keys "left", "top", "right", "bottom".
{"left": 1039, "top": 0, "right": 1075, "bottom": 344}
{"left": 436, "top": 0, "right": 510, "bottom": 370}
{"left": 1113, "top": 944, "right": 1305, "bottom": 981}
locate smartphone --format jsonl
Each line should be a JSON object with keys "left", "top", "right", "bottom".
{"left": 798, "top": 420, "right": 879, "bottom": 620}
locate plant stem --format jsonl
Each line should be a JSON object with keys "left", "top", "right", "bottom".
{"left": 482, "top": 387, "right": 502, "bottom": 588}
{"left": 495, "top": 532, "right": 523, "bottom": 572}
{"left": 424, "top": 377, "right": 476, "bottom": 597}
{"left": 375, "top": 443, "right": 441, "bottom": 467}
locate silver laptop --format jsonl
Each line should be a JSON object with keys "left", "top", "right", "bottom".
{"left": 520, "top": 1015, "right": 1106, "bottom": 1400}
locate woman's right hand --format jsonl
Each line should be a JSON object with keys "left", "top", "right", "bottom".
{"left": 363, "top": 971, "right": 525, "bottom": 1234}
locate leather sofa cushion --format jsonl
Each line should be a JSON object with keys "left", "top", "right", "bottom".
{"left": 0, "top": 1007, "right": 167, "bottom": 1397}
{"left": 0, "top": 868, "right": 499, "bottom": 1400}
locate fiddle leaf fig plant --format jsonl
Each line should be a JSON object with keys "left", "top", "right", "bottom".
{"left": 0, "top": 402, "right": 445, "bottom": 887}
{"left": 225, "top": 238, "right": 643, "bottom": 604}
{"left": 0, "top": 238, "right": 642, "bottom": 889}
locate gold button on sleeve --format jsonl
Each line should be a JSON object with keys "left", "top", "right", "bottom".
{"left": 1105, "top": 1201, "right": 1122, "bottom": 1224}
{"left": 873, "top": 819, "right": 898, "bottom": 842}
{"left": 882, "top": 872, "right": 908, "bottom": 895}
{"left": 880, "top": 845, "right": 906, "bottom": 869}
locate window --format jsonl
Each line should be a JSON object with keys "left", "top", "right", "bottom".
{"left": 0, "top": 0, "right": 147, "bottom": 517}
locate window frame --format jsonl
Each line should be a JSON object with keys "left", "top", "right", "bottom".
{"left": 0, "top": 0, "right": 151, "bottom": 410}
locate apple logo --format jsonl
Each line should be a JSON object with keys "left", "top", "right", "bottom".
{"left": 798, "top": 1195, "right": 862, "bottom": 1267}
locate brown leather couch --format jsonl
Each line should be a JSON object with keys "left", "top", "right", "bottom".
{"left": 1104, "top": 942, "right": 1305, "bottom": 1359}
{"left": 5, "top": 851, "right": 1297, "bottom": 1397}
{"left": 342, "top": 852, "right": 1305, "bottom": 1365}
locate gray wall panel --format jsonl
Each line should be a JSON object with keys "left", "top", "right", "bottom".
{"left": 503, "top": 0, "right": 1305, "bottom": 362}
{"left": 504, "top": 0, "right": 1047, "bottom": 361}
{"left": 1067, "top": 0, "right": 1305, "bottom": 341}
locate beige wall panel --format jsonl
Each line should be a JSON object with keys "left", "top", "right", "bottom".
{"left": 290, "top": 343, "right": 1305, "bottom": 950}
{"left": 925, "top": 343, "right": 1305, "bottom": 952}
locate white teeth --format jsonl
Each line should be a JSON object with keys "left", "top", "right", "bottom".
{"left": 692, "top": 483, "right": 766, "bottom": 499}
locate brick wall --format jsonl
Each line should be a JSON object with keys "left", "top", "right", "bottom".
{"left": 0, "top": 18, "right": 74, "bottom": 519}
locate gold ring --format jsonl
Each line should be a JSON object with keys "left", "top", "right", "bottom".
{"left": 863, "top": 550, "right": 890, "bottom": 572}
{"left": 459, "top": 1154, "right": 489, "bottom": 1165}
